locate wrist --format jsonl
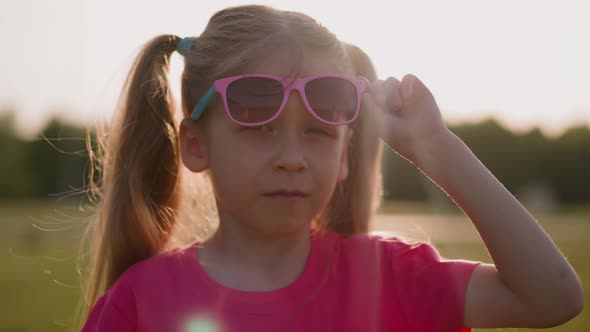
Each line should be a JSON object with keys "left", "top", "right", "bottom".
{"left": 413, "top": 130, "right": 465, "bottom": 172}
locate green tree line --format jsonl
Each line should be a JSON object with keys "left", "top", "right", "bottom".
{"left": 1, "top": 111, "right": 589, "bottom": 205}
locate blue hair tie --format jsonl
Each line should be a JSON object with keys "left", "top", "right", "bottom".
{"left": 177, "top": 37, "right": 193, "bottom": 56}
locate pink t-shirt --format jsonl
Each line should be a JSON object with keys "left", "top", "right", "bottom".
{"left": 82, "top": 229, "right": 481, "bottom": 332}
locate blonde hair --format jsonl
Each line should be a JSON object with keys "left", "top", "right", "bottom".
{"left": 72, "top": 4, "right": 383, "bottom": 331}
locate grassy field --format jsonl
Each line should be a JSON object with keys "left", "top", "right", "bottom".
{"left": 1, "top": 200, "right": 588, "bottom": 331}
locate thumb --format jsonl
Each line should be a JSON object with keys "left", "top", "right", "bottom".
{"left": 401, "top": 74, "right": 434, "bottom": 101}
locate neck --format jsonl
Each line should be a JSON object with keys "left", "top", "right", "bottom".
{"left": 198, "top": 215, "right": 313, "bottom": 291}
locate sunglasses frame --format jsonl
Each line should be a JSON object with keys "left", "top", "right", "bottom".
{"left": 191, "top": 73, "right": 367, "bottom": 126}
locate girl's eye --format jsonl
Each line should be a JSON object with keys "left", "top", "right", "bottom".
{"left": 307, "top": 128, "right": 325, "bottom": 134}
{"left": 241, "top": 125, "right": 333, "bottom": 137}
{"left": 306, "top": 128, "right": 331, "bottom": 136}
{"left": 243, "top": 125, "right": 272, "bottom": 132}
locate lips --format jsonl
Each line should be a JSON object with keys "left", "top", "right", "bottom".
{"left": 264, "top": 189, "right": 308, "bottom": 197}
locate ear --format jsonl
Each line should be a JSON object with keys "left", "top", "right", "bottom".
{"left": 179, "top": 118, "right": 209, "bottom": 172}
{"left": 337, "top": 128, "right": 352, "bottom": 182}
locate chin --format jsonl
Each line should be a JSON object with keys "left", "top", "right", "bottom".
{"left": 256, "top": 218, "right": 312, "bottom": 237}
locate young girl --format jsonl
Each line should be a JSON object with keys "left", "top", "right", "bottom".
{"left": 76, "top": 4, "right": 584, "bottom": 332}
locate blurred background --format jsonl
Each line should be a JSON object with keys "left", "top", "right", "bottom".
{"left": 1, "top": 0, "right": 588, "bottom": 331}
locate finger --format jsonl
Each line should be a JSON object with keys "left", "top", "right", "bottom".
{"left": 360, "top": 91, "right": 386, "bottom": 138}
{"left": 370, "top": 77, "right": 403, "bottom": 115}
{"left": 401, "top": 73, "right": 434, "bottom": 100}
{"left": 400, "top": 74, "right": 416, "bottom": 100}
{"left": 383, "top": 77, "right": 403, "bottom": 114}
{"left": 368, "top": 79, "right": 387, "bottom": 108}
{"left": 361, "top": 89, "right": 382, "bottom": 122}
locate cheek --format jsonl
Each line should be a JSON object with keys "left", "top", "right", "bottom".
{"left": 312, "top": 145, "right": 347, "bottom": 188}
{"left": 208, "top": 144, "right": 261, "bottom": 184}
{"left": 207, "top": 154, "right": 260, "bottom": 217}
{"left": 206, "top": 131, "right": 259, "bottom": 190}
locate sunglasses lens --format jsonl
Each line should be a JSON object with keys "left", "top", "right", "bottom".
{"left": 305, "top": 77, "right": 357, "bottom": 123}
{"left": 226, "top": 77, "right": 284, "bottom": 124}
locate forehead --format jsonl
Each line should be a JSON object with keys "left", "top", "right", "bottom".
{"left": 242, "top": 47, "right": 354, "bottom": 77}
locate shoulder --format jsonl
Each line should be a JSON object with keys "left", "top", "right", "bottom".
{"left": 82, "top": 244, "right": 199, "bottom": 331}
{"left": 120, "top": 243, "right": 198, "bottom": 288}
{"left": 323, "top": 230, "right": 436, "bottom": 278}
{"left": 127, "top": 244, "right": 193, "bottom": 273}
{"left": 102, "top": 243, "right": 195, "bottom": 295}
{"left": 336, "top": 230, "right": 429, "bottom": 258}
{"left": 91, "top": 243, "right": 198, "bottom": 306}
{"left": 320, "top": 230, "right": 481, "bottom": 331}
{"left": 334, "top": 230, "right": 479, "bottom": 278}
{"left": 342, "top": 232, "right": 481, "bottom": 331}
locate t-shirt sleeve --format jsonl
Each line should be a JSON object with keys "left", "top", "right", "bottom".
{"left": 388, "top": 239, "right": 481, "bottom": 332}
{"left": 81, "top": 275, "right": 138, "bottom": 332}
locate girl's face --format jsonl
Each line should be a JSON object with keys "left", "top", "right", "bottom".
{"left": 184, "top": 47, "right": 354, "bottom": 236}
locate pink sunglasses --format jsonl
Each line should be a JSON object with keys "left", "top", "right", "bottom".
{"left": 191, "top": 73, "right": 367, "bottom": 126}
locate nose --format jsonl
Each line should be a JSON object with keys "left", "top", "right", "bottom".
{"left": 272, "top": 91, "right": 309, "bottom": 173}
{"left": 272, "top": 134, "right": 308, "bottom": 172}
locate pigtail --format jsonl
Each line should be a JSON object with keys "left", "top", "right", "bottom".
{"left": 72, "top": 35, "right": 184, "bottom": 331}
{"left": 316, "top": 44, "right": 384, "bottom": 235}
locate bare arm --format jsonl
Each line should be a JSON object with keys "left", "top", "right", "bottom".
{"left": 366, "top": 73, "right": 585, "bottom": 328}
{"left": 414, "top": 130, "right": 584, "bottom": 328}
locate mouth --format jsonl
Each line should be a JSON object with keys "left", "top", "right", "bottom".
{"left": 263, "top": 189, "right": 308, "bottom": 198}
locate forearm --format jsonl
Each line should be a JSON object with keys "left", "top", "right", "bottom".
{"left": 413, "top": 131, "right": 584, "bottom": 311}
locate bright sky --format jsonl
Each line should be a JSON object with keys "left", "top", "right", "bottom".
{"left": 1, "top": 0, "right": 588, "bottom": 138}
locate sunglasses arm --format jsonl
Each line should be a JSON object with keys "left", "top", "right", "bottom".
{"left": 191, "top": 85, "right": 216, "bottom": 121}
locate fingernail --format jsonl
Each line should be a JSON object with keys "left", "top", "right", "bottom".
{"left": 402, "top": 76, "right": 415, "bottom": 99}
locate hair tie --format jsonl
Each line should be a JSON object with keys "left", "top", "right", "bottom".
{"left": 176, "top": 37, "right": 193, "bottom": 56}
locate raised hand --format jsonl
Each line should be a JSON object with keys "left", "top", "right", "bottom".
{"left": 362, "top": 74, "right": 452, "bottom": 165}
